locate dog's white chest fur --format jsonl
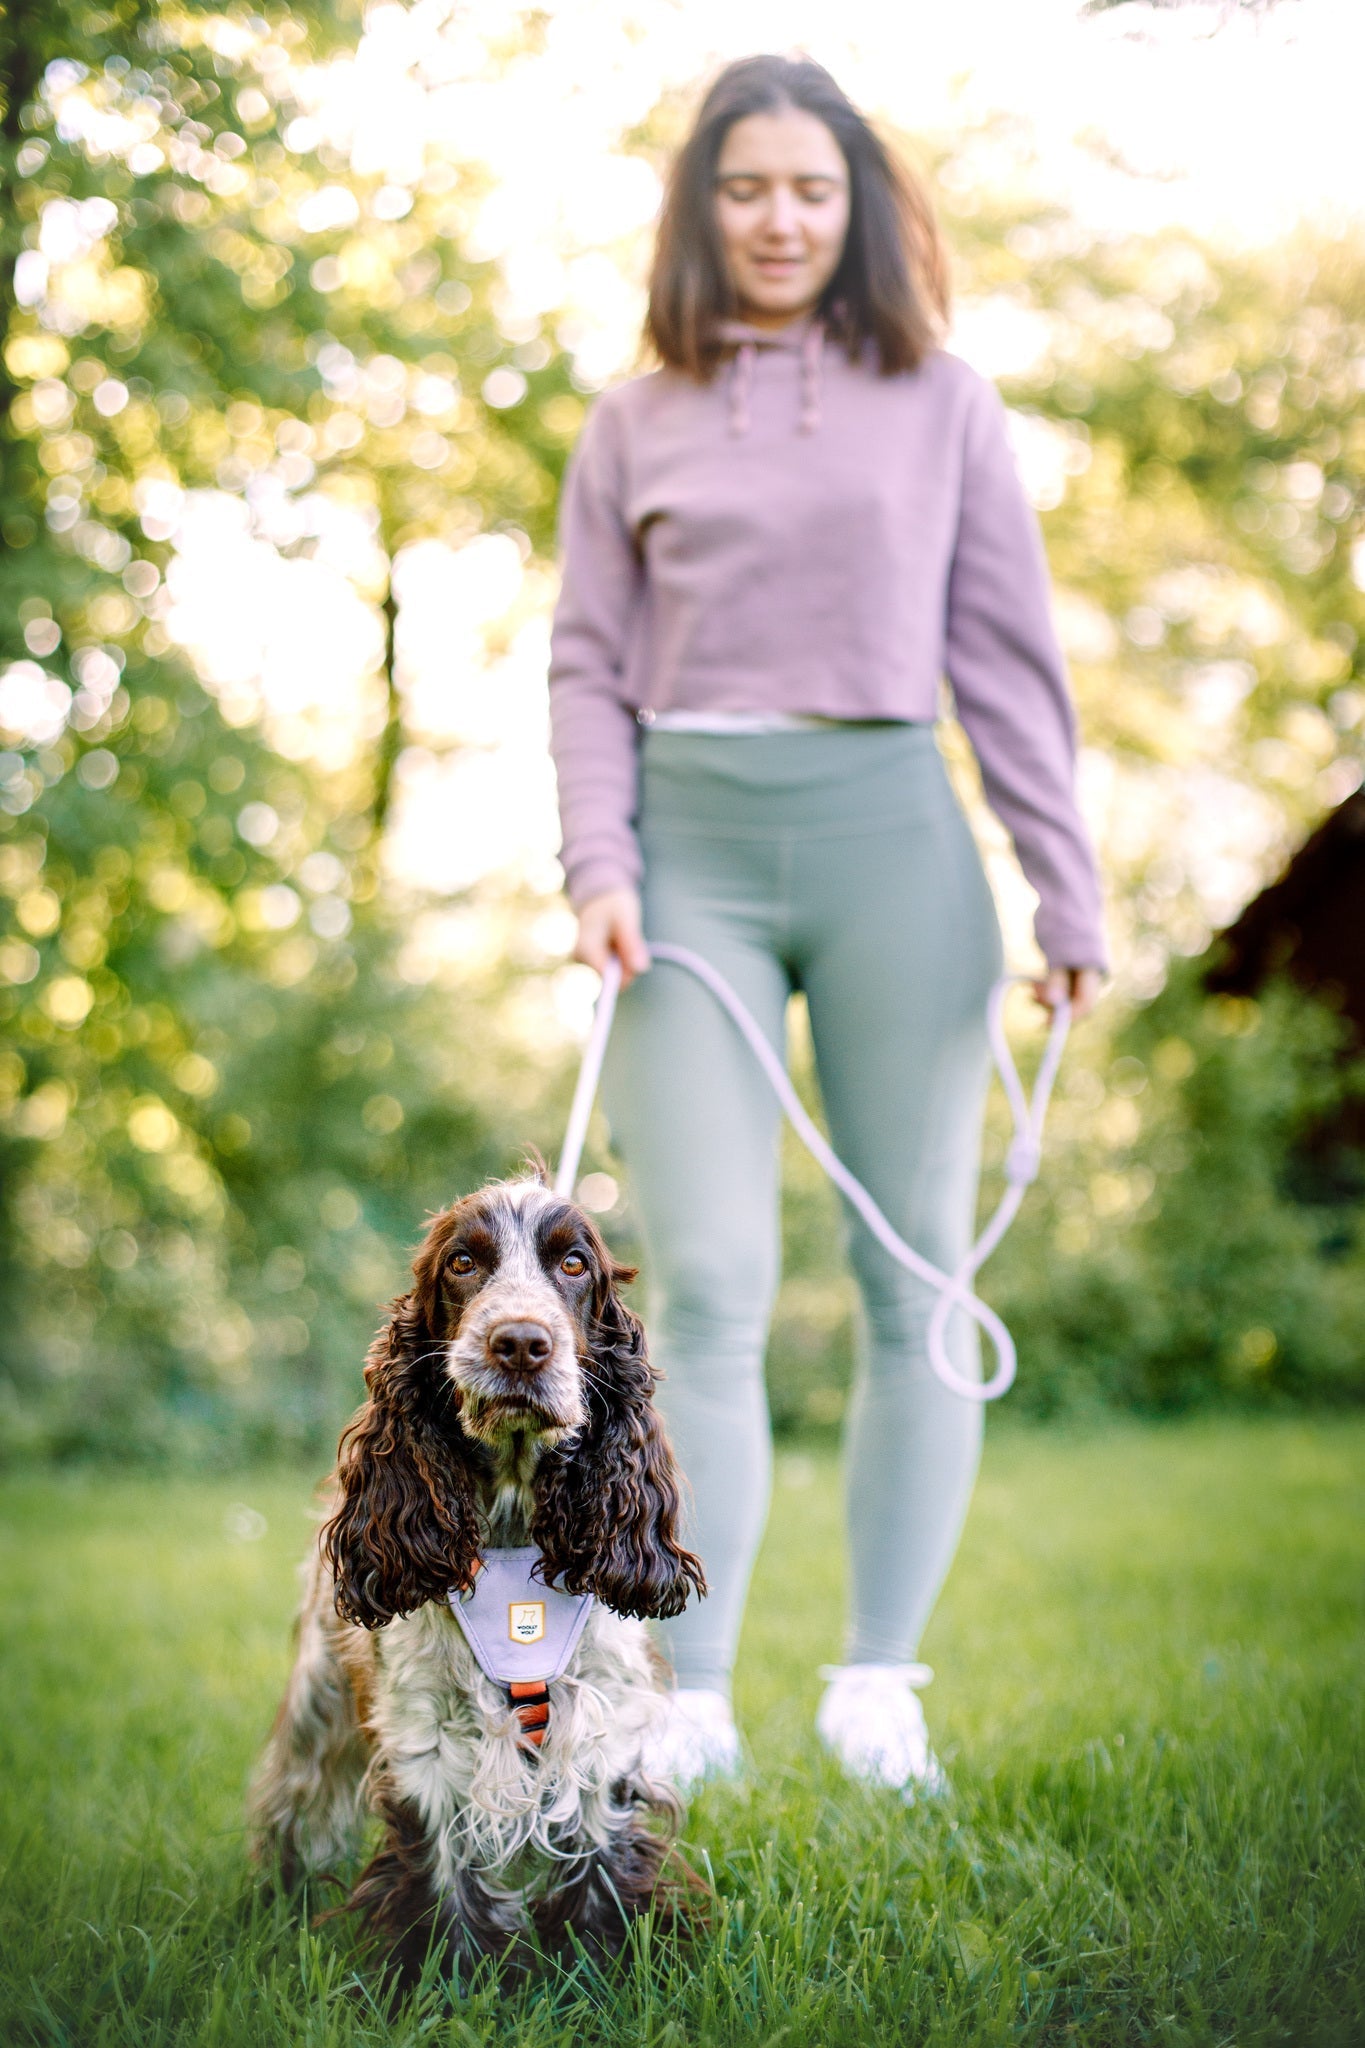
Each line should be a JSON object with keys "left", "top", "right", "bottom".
{"left": 374, "top": 1600, "right": 664, "bottom": 1890}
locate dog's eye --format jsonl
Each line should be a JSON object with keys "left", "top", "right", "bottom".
{"left": 448, "top": 1252, "right": 475, "bottom": 1275}
{"left": 560, "top": 1252, "right": 587, "bottom": 1277}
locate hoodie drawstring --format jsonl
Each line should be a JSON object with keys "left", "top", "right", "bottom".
{"left": 798, "top": 320, "right": 824, "bottom": 436}
{"left": 728, "top": 340, "right": 756, "bottom": 438}
{"left": 724, "top": 323, "right": 824, "bottom": 438}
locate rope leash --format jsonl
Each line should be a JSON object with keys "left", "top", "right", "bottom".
{"left": 554, "top": 947, "right": 1069, "bottom": 1403}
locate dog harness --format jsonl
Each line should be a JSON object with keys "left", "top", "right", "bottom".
{"left": 447, "top": 1548, "right": 594, "bottom": 1751}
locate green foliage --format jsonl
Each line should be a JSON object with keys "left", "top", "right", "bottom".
{"left": 2, "top": 1419, "right": 1362, "bottom": 2042}
{"left": 754, "top": 972, "right": 1365, "bottom": 1434}
{"left": 994, "top": 969, "right": 1365, "bottom": 1416}
{"left": 0, "top": 3, "right": 584, "bottom": 1463}
{"left": 908, "top": 139, "right": 1365, "bottom": 985}
{"left": 2, "top": 6, "right": 1363, "bottom": 1458}
{"left": 0, "top": 884, "right": 550, "bottom": 1464}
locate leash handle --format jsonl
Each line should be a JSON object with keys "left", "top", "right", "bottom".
{"left": 554, "top": 944, "right": 1068, "bottom": 1402}
{"left": 553, "top": 952, "right": 623, "bottom": 1198}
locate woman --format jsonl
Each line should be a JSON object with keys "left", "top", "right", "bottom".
{"left": 547, "top": 54, "right": 1105, "bottom": 1796}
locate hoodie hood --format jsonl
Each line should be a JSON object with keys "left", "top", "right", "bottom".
{"left": 711, "top": 314, "right": 826, "bottom": 439}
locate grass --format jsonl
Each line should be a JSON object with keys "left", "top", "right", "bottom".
{"left": 1, "top": 1415, "right": 1362, "bottom": 2046}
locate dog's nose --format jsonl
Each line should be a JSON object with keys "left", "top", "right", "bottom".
{"left": 486, "top": 1321, "right": 554, "bottom": 1374}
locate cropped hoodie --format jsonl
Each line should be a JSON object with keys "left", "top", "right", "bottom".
{"left": 547, "top": 319, "right": 1108, "bottom": 970}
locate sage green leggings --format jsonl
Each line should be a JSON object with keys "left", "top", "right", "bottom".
{"left": 601, "top": 726, "right": 1004, "bottom": 1694}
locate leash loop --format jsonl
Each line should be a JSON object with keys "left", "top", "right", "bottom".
{"left": 554, "top": 946, "right": 1069, "bottom": 1403}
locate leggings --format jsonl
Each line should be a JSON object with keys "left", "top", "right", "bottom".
{"left": 600, "top": 726, "right": 1004, "bottom": 1695}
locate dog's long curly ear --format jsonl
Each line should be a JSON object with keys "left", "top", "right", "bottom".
{"left": 533, "top": 1261, "right": 706, "bottom": 1621}
{"left": 321, "top": 1291, "right": 481, "bottom": 1629}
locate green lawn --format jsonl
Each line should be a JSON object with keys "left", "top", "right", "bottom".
{"left": 2, "top": 1417, "right": 1362, "bottom": 2046}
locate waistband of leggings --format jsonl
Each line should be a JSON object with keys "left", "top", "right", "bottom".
{"left": 638, "top": 722, "right": 950, "bottom": 836}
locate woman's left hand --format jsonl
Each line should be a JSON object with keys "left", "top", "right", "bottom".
{"left": 1031, "top": 966, "right": 1102, "bottom": 1021}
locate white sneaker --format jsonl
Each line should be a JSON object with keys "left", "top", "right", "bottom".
{"left": 640, "top": 1687, "right": 743, "bottom": 1795}
{"left": 816, "top": 1662, "right": 949, "bottom": 1802}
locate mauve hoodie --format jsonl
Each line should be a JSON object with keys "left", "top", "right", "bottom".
{"left": 547, "top": 318, "right": 1108, "bottom": 970}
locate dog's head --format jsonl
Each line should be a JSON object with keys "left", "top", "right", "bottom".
{"left": 322, "top": 1174, "right": 705, "bottom": 1632}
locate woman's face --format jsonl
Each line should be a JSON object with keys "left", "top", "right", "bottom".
{"left": 713, "top": 108, "right": 851, "bottom": 330}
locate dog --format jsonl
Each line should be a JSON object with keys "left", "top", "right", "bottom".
{"left": 248, "top": 1172, "right": 706, "bottom": 1978}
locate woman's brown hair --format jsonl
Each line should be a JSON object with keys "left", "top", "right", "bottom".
{"left": 646, "top": 53, "right": 949, "bottom": 381}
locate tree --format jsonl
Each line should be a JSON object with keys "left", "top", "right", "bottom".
{"left": 3, "top": 11, "right": 1362, "bottom": 1453}
{"left": 0, "top": 0, "right": 579, "bottom": 1458}
{"left": 752, "top": 150, "right": 1365, "bottom": 1430}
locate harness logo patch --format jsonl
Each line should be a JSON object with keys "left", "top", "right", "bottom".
{"left": 508, "top": 1601, "right": 546, "bottom": 1645}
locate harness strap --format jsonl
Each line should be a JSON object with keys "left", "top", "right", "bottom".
{"left": 447, "top": 1550, "right": 596, "bottom": 1758}
{"left": 508, "top": 1678, "right": 551, "bottom": 1749}
{"left": 462, "top": 1560, "right": 551, "bottom": 1753}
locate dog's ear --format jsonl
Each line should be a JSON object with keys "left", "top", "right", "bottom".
{"left": 321, "top": 1290, "right": 482, "bottom": 1629}
{"left": 532, "top": 1259, "right": 706, "bottom": 1621}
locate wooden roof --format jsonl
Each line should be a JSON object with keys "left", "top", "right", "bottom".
{"left": 1203, "top": 786, "right": 1365, "bottom": 1043}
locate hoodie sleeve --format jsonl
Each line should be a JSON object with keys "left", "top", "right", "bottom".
{"left": 547, "top": 393, "right": 646, "bottom": 908}
{"left": 944, "top": 375, "right": 1108, "bottom": 972}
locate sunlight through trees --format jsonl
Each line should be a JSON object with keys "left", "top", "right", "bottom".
{"left": 1, "top": 2, "right": 1361, "bottom": 1455}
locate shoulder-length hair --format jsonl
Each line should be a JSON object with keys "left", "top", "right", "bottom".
{"left": 646, "top": 54, "right": 950, "bottom": 382}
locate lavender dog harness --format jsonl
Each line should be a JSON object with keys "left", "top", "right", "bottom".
{"left": 447, "top": 1547, "right": 595, "bottom": 1750}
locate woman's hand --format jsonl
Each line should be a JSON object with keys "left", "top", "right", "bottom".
{"left": 573, "top": 887, "right": 651, "bottom": 989}
{"left": 1031, "top": 966, "right": 1102, "bottom": 1021}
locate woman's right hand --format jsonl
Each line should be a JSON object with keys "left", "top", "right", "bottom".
{"left": 572, "top": 887, "right": 651, "bottom": 989}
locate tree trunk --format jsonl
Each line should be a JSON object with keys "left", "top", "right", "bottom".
{"left": 370, "top": 554, "right": 403, "bottom": 839}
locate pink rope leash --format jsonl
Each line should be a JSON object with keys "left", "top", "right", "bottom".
{"left": 554, "top": 947, "right": 1069, "bottom": 1403}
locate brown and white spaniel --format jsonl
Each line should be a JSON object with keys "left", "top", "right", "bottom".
{"left": 248, "top": 1173, "right": 705, "bottom": 1979}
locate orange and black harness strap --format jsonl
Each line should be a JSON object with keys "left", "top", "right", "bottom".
{"left": 508, "top": 1679, "right": 551, "bottom": 1750}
